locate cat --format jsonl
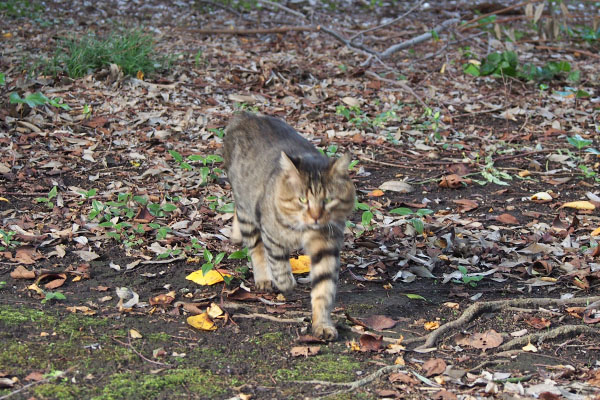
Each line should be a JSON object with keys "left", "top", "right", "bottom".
{"left": 223, "top": 112, "right": 355, "bottom": 340}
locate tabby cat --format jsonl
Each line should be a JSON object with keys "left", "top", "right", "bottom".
{"left": 223, "top": 112, "right": 355, "bottom": 340}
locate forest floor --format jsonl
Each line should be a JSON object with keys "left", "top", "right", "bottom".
{"left": 1, "top": 1, "right": 600, "bottom": 399}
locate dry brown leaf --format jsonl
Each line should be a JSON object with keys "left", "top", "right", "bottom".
{"left": 452, "top": 199, "right": 478, "bottom": 212}
{"left": 433, "top": 390, "right": 458, "bottom": 400}
{"left": 290, "top": 346, "right": 320, "bottom": 357}
{"left": 362, "top": 315, "right": 397, "bottom": 331}
{"left": 455, "top": 329, "right": 503, "bottom": 349}
{"left": 494, "top": 213, "right": 519, "bottom": 225}
{"left": 149, "top": 291, "right": 176, "bottom": 306}
{"left": 10, "top": 265, "right": 36, "bottom": 280}
{"left": 359, "top": 333, "right": 383, "bottom": 352}
{"left": 424, "top": 321, "right": 440, "bottom": 331}
{"left": 389, "top": 372, "right": 418, "bottom": 385}
{"left": 423, "top": 358, "right": 447, "bottom": 377}
{"left": 525, "top": 316, "right": 551, "bottom": 329}
{"left": 41, "top": 273, "right": 67, "bottom": 290}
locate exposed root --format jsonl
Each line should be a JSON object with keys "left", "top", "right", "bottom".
{"left": 498, "top": 324, "right": 599, "bottom": 352}
{"left": 415, "top": 296, "right": 600, "bottom": 350}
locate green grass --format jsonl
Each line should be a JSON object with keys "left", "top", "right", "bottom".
{"left": 0, "top": 0, "right": 43, "bottom": 19}
{"left": 31, "top": 29, "right": 170, "bottom": 78}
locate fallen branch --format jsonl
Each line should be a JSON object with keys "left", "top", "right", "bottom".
{"left": 348, "top": 0, "right": 424, "bottom": 42}
{"left": 364, "top": 70, "right": 427, "bottom": 108}
{"left": 234, "top": 312, "right": 307, "bottom": 324}
{"left": 498, "top": 325, "right": 599, "bottom": 351}
{"left": 185, "top": 26, "right": 316, "bottom": 35}
{"left": 416, "top": 296, "right": 600, "bottom": 350}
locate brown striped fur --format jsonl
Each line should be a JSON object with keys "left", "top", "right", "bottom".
{"left": 223, "top": 112, "right": 355, "bottom": 340}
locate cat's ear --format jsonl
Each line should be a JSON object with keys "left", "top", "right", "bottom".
{"left": 280, "top": 151, "right": 300, "bottom": 180}
{"left": 329, "top": 153, "right": 351, "bottom": 176}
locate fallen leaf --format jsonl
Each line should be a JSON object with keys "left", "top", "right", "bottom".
{"left": 587, "top": 369, "right": 600, "bottom": 387}
{"left": 530, "top": 192, "right": 553, "bottom": 203}
{"left": 362, "top": 315, "right": 397, "bottom": 331}
{"left": 423, "top": 358, "right": 447, "bottom": 377}
{"left": 40, "top": 273, "right": 67, "bottom": 290}
{"left": 375, "top": 389, "right": 400, "bottom": 398}
{"left": 561, "top": 201, "right": 595, "bottom": 210}
{"left": 186, "top": 269, "right": 231, "bottom": 286}
{"left": 10, "top": 265, "right": 36, "bottom": 279}
{"left": 443, "top": 302, "right": 459, "bottom": 310}
{"left": 129, "top": 329, "right": 143, "bottom": 339}
{"left": 187, "top": 312, "right": 217, "bottom": 331}
{"left": 424, "top": 321, "right": 440, "bottom": 331}
{"left": 14, "top": 246, "right": 41, "bottom": 264}
{"left": 290, "top": 255, "right": 310, "bottom": 274}
{"left": 116, "top": 287, "right": 139, "bottom": 310}
{"left": 452, "top": 199, "right": 478, "bottom": 212}
{"left": 379, "top": 180, "right": 413, "bottom": 193}
{"left": 73, "top": 250, "right": 100, "bottom": 261}
{"left": 525, "top": 316, "right": 551, "bottom": 329}
{"left": 207, "top": 303, "right": 224, "bottom": 319}
{"left": 341, "top": 96, "right": 361, "bottom": 107}
{"left": 494, "top": 213, "right": 519, "bottom": 225}
{"left": 439, "top": 174, "right": 472, "bottom": 188}
{"left": 359, "top": 333, "right": 383, "bottom": 351}
{"left": 368, "top": 189, "right": 384, "bottom": 197}
{"left": 149, "top": 291, "right": 176, "bottom": 306}
{"left": 66, "top": 306, "right": 96, "bottom": 315}
{"left": 389, "top": 372, "right": 417, "bottom": 384}
{"left": 433, "top": 390, "right": 458, "bottom": 400}
{"left": 522, "top": 340, "right": 538, "bottom": 352}
{"left": 24, "top": 372, "right": 44, "bottom": 382}
{"left": 290, "top": 346, "right": 320, "bottom": 357}
{"left": 591, "top": 227, "right": 600, "bottom": 236}
{"left": 455, "top": 329, "right": 503, "bottom": 349}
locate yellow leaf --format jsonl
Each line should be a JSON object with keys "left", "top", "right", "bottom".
{"left": 518, "top": 170, "right": 530, "bottom": 177}
{"left": 186, "top": 269, "right": 231, "bottom": 286}
{"left": 424, "top": 321, "right": 440, "bottom": 331}
{"left": 129, "top": 329, "right": 143, "bottom": 339}
{"left": 207, "top": 303, "right": 224, "bottom": 319}
{"left": 347, "top": 340, "right": 361, "bottom": 351}
{"left": 27, "top": 283, "right": 44, "bottom": 296}
{"left": 3, "top": 32, "right": 12, "bottom": 38}
{"left": 136, "top": 70, "right": 144, "bottom": 80}
{"left": 368, "top": 189, "right": 384, "bottom": 197}
{"left": 561, "top": 201, "right": 595, "bottom": 210}
{"left": 187, "top": 312, "right": 217, "bottom": 331}
{"left": 290, "top": 255, "right": 310, "bottom": 274}
{"left": 522, "top": 341, "right": 537, "bottom": 352}
{"left": 0, "top": 197, "right": 8, "bottom": 202}
{"left": 591, "top": 227, "right": 600, "bottom": 236}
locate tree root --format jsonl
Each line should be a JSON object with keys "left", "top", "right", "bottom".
{"left": 416, "top": 296, "right": 600, "bottom": 350}
{"left": 498, "top": 324, "right": 599, "bottom": 352}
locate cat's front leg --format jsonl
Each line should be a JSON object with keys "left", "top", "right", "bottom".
{"left": 262, "top": 234, "right": 296, "bottom": 293}
{"left": 303, "top": 229, "right": 342, "bottom": 340}
{"left": 235, "top": 212, "right": 272, "bottom": 291}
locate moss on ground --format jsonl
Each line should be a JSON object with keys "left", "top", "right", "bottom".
{"left": 275, "top": 352, "right": 361, "bottom": 383}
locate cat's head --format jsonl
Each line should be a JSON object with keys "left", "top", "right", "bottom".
{"left": 274, "top": 151, "right": 355, "bottom": 230}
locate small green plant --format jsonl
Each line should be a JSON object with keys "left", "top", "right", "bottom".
{"left": 201, "top": 249, "right": 232, "bottom": 284}
{"left": 0, "top": 0, "right": 43, "bottom": 19}
{"left": 194, "top": 50, "right": 205, "bottom": 67}
{"left": 453, "top": 265, "right": 484, "bottom": 287}
{"left": 170, "top": 150, "right": 224, "bottom": 185}
{"left": 0, "top": 229, "right": 20, "bottom": 251}
{"left": 35, "top": 186, "right": 58, "bottom": 208}
{"left": 0, "top": 281, "right": 6, "bottom": 289}
{"left": 42, "top": 291, "right": 66, "bottom": 304}
{"left": 567, "top": 134, "right": 593, "bottom": 151}
{"left": 0, "top": 73, "right": 5, "bottom": 85}
{"left": 423, "top": 107, "right": 442, "bottom": 141}
{"left": 474, "top": 156, "right": 512, "bottom": 186}
{"left": 9, "top": 92, "right": 71, "bottom": 110}
{"left": 234, "top": 102, "right": 259, "bottom": 113}
{"left": 208, "top": 128, "right": 225, "bottom": 139}
{"left": 205, "top": 195, "right": 234, "bottom": 213}
{"left": 389, "top": 207, "right": 434, "bottom": 235}
{"left": 82, "top": 104, "right": 92, "bottom": 118}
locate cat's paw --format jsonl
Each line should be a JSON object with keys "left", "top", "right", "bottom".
{"left": 255, "top": 280, "right": 273, "bottom": 292}
{"left": 275, "top": 274, "right": 296, "bottom": 293}
{"left": 312, "top": 323, "right": 338, "bottom": 341}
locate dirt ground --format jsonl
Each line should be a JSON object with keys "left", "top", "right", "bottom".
{"left": 1, "top": 1, "right": 600, "bottom": 399}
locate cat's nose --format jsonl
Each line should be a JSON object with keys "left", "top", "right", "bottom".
{"left": 308, "top": 207, "right": 323, "bottom": 222}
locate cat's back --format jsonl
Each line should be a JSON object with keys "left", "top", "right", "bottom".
{"left": 224, "top": 112, "right": 317, "bottom": 168}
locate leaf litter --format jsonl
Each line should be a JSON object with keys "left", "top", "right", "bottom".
{"left": 1, "top": 1, "right": 600, "bottom": 399}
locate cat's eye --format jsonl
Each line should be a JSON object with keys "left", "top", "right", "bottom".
{"left": 299, "top": 196, "right": 308, "bottom": 204}
{"left": 324, "top": 197, "right": 332, "bottom": 204}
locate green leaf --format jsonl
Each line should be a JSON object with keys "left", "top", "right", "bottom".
{"left": 204, "top": 154, "right": 224, "bottom": 164}
{"left": 389, "top": 207, "right": 413, "bottom": 216}
{"left": 203, "top": 249, "right": 213, "bottom": 263}
{"left": 187, "top": 155, "right": 205, "bottom": 161}
{"left": 133, "top": 195, "right": 148, "bottom": 205}
{"left": 48, "top": 186, "right": 58, "bottom": 200}
{"left": 228, "top": 248, "right": 249, "bottom": 260}
{"left": 148, "top": 222, "right": 160, "bottom": 229}
{"left": 463, "top": 63, "right": 480, "bottom": 76}
{"left": 99, "top": 221, "right": 115, "bottom": 228}
{"left": 416, "top": 208, "right": 434, "bottom": 216}
{"left": 168, "top": 150, "right": 183, "bottom": 163}
{"left": 201, "top": 262, "right": 214, "bottom": 275}
{"left": 161, "top": 203, "right": 177, "bottom": 212}
{"left": 180, "top": 162, "right": 192, "bottom": 170}
{"left": 404, "top": 293, "right": 426, "bottom": 300}
{"left": 217, "top": 203, "right": 234, "bottom": 213}
{"left": 355, "top": 202, "right": 370, "bottom": 211}
{"left": 361, "top": 210, "right": 373, "bottom": 228}
{"left": 214, "top": 252, "right": 226, "bottom": 265}
{"left": 410, "top": 218, "right": 424, "bottom": 235}
{"left": 42, "top": 292, "right": 66, "bottom": 303}
{"left": 0, "top": 73, "right": 5, "bottom": 86}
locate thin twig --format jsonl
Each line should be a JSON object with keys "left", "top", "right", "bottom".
{"left": 499, "top": 325, "right": 599, "bottom": 351}
{"left": 234, "top": 313, "right": 306, "bottom": 324}
{"left": 111, "top": 337, "right": 172, "bottom": 367}
{"left": 348, "top": 0, "right": 424, "bottom": 41}
{"left": 364, "top": 71, "right": 427, "bottom": 108}
{"left": 185, "top": 26, "right": 316, "bottom": 35}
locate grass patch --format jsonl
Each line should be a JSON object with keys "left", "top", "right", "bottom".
{"left": 93, "top": 369, "right": 235, "bottom": 400}
{"left": 31, "top": 29, "right": 170, "bottom": 78}
{"left": 275, "top": 353, "right": 361, "bottom": 383}
{"left": 0, "top": 0, "right": 43, "bottom": 19}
